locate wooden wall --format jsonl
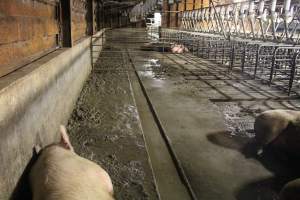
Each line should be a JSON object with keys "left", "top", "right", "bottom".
{"left": 72, "top": 0, "right": 88, "bottom": 43}
{"left": 162, "top": 0, "right": 233, "bottom": 28}
{"left": 0, "top": 0, "right": 101, "bottom": 78}
{"left": 161, "top": 0, "right": 169, "bottom": 28}
{"left": 169, "top": 4, "right": 177, "bottom": 28}
{"left": 0, "top": 0, "right": 59, "bottom": 77}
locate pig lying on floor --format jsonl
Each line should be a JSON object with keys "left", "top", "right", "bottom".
{"left": 30, "top": 126, "right": 114, "bottom": 200}
{"left": 171, "top": 44, "right": 189, "bottom": 54}
{"left": 254, "top": 110, "right": 300, "bottom": 199}
{"left": 254, "top": 109, "right": 300, "bottom": 156}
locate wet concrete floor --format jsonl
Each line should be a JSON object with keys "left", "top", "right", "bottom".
{"left": 67, "top": 43, "right": 158, "bottom": 199}
{"left": 124, "top": 29, "right": 300, "bottom": 199}
{"left": 68, "top": 28, "right": 300, "bottom": 200}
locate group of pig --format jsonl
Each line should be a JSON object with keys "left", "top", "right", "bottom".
{"left": 170, "top": 43, "right": 189, "bottom": 54}
{"left": 27, "top": 109, "right": 300, "bottom": 200}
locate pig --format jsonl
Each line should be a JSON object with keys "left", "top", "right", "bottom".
{"left": 254, "top": 109, "right": 300, "bottom": 155}
{"left": 182, "top": 45, "right": 189, "bottom": 53}
{"left": 280, "top": 179, "right": 300, "bottom": 200}
{"left": 176, "top": 46, "right": 184, "bottom": 54}
{"left": 272, "top": 122, "right": 300, "bottom": 158}
{"left": 171, "top": 44, "right": 180, "bottom": 53}
{"left": 171, "top": 44, "right": 189, "bottom": 54}
{"left": 29, "top": 125, "right": 114, "bottom": 200}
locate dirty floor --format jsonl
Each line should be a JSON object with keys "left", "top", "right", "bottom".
{"left": 67, "top": 42, "right": 158, "bottom": 199}
{"left": 127, "top": 29, "right": 300, "bottom": 199}
{"left": 68, "top": 28, "right": 300, "bottom": 200}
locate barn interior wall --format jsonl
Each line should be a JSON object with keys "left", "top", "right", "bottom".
{"left": 0, "top": 0, "right": 107, "bottom": 198}
{"left": 0, "top": 0, "right": 59, "bottom": 78}
{"left": 71, "top": 0, "right": 89, "bottom": 43}
{"left": 0, "top": 0, "right": 104, "bottom": 78}
{"left": 162, "top": 0, "right": 234, "bottom": 28}
{"left": 0, "top": 29, "right": 105, "bottom": 200}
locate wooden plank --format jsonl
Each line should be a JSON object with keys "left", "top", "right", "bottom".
{"left": 162, "top": 0, "right": 170, "bottom": 28}
{"left": 186, "top": 0, "right": 194, "bottom": 10}
{"left": 71, "top": 0, "right": 88, "bottom": 42}
{"left": 0, "top": 35, "right": 57, "bottom": 77}
{"left": 0, "top": 0, "right": 57, "bottom": 18}
{"left": 0, "top": 0, "right": 94, "bottom": 77}
{"left": 170, "top": 4, "right": 177, "bottom": 28}
{"left": 0, "top": 16, "right": 19, "bottom": 44}
{"left": 178, "top": 1, "right": 185, "bottom": 11}
{"left": 0, "top": 0, "right": 59, "bottom": 77}
{"left": 194, "top": 0, "right": 202, "bottom": 9}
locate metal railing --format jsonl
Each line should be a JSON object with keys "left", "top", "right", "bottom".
{"left": 179, "top": 0, "right": 300, "bottom": 44}
{"left": 161, "top": 28, "right": 300, "bottom": 95}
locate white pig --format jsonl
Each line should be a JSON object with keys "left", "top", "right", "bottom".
{"left": 171, "top": 44, "right": 189, "bottom": 54}
{"left": 254, "top": 109, "right": 300, "bottom": 155}
{"left": 29, "top": 126, "right": 114, "bottom": 200}
{"left": 171, "top": 44, "right": 180, "bottom": 53}
{"left": 177, "top": 45, "right": 184, "bottom": 54}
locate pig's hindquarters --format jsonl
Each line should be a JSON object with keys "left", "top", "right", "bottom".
{"left": 254, "top": 110, "right": 298, "bottom": 148}
{"left": 280, "top": 179, "right": 300, "bottom": 200}
{"left": 30, "top": 146, "right": 113, "bottom": 200}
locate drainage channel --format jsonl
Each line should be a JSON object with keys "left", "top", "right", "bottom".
{"left": 126, "top": 49, "right": 198, "bottom": 200}
{"left": 67, "top": 44, "right": 159, "bottom": 199}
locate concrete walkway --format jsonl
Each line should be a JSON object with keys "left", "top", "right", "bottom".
{"left": 101, "top": 29, "right": 192, "bottom": 200}
{"left": 117, "top": 28, "right": 300, "bottom": 200}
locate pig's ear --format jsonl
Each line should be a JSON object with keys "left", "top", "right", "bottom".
{"left": 59, "top": 125, "right": 74, "bottom": 151}
{"left": 34, "top": 145, "right": 42, "bottom": 155}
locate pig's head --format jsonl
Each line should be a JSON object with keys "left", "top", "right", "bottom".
{"left": 59, "top": 125, "right": 74, "bottom": 152}
{"left": 33, "top": 125, "right": 74, "bottom": 156}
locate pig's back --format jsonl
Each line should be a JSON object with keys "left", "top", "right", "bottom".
{"left": 30, "top": 146, "right": 113, "bottom": 200}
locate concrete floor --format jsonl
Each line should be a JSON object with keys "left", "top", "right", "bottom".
{"left": 67, "top": 36, "right": 159, "bottom": 200}
{"left": 130, "top": 54, "right": 299, "bottom": 200}
{"left": 96, "top": 29, "right": 300, "bottom": 200}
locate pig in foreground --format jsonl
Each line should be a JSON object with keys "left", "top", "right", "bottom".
{"left": 29, "top": 126, "right": 114, "bottom": 200}
{"left": 280, "top": 179, "right": 300, "bottom": 200}
{"left": 254, "top": 109, "right": 300, "bottom": 155}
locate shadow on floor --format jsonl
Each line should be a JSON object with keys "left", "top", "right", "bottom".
{"left": 207, "top": 131, "right": 300, "bottom": 200}
{"left": 235, "top": 177, "right": 285, "bottom": 200}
